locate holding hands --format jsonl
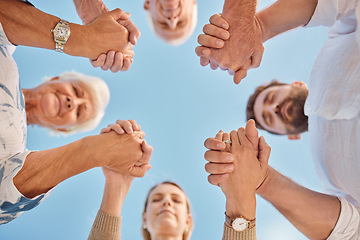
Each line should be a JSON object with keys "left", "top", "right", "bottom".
{"left": 196, "top": 10, "right": 264, "bottom": 84}
{"left": 204, "top": 120, "right": 271, "bottom": 218}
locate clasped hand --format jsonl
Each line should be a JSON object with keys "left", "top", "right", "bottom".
{"left": 195, "top": 13, "right": 264, "bottom": 84}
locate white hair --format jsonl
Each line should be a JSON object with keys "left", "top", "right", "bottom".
{"left": 43, "top": 71, "right": 110, "bottom": 136}
{"left": 145, "top": 3, "right": 197, "bottom": 46}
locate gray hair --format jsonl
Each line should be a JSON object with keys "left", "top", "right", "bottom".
{"left": 44, "top": 71, "right": 110, "bottom": 135}
{"left": 145, "top": 3, "right": 197, "bottom": 46}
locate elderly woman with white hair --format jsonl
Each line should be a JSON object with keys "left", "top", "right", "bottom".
{"left": 0, "top": 23, "right": 152, "bottom": 225}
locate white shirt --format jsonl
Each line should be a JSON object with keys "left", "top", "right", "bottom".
{"left": 0, "top": 23, "right": 51, "bottom": 225}
{"left": 305, "top": 0, "right": 360, "bottom": 239}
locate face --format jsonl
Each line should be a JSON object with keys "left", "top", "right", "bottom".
{"left": 144, "top": 0, "right": 196, "bottom": 41}
{"left": 253, "top": 84, "right": 308, "bottom": 135}
{"left": 32, "top": 77, "right": 95, "bottom": 131}
{"left": 143, "top": 184, "right": 191, "bottom": 238}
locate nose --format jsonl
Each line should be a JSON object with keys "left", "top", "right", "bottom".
{"left": 162, "top": 196, "right": 172, "bottom": 206}
{"left": 65, "top": 96, "right": 76, "bottom": 111}
{"left": 165, "top": 17, "right": 179, "bottom": 29}
{"left": 274, "top": 104, "right": 280, "bottom": 114}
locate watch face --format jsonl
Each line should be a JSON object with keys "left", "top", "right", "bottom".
{"left": 232, "top": 217, "right": 248, "bottom": 232}
{"left": 56, "top": 26, "right": 69, "bottom": 39}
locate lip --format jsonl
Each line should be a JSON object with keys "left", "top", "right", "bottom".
{"left": 157, "top": 210, "right": 175, "bottom": 216}
{"left": 281, "top": 101, "right": 289, "bottom": 121}
{"left": 56, "top": 93, "right": 61, "bottom": 116}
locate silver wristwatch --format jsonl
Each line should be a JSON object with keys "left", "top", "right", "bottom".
{"left": 51, "top": 20, "right": 70, "bottom": 53}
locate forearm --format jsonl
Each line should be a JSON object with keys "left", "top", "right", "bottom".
{"left": 73, "top": 0, "right": 108, "bottom": 24}
{"left": 99, "top": 182, "right": 129, "bottom": 217}
{"left": 226, "top": 193, "right": 256, "bottom": 220}
{"left": 0, "top": 0, "right": 92, "bottom": 57}
{"left": 222, "top": 0, "right": 257, "bottom": 21}
{"left": 256, "top": 0, "right": 318, "bottom": 42}
{"left": 13, "top": 136, "right": 98, "bottom": 198}
{"left": 257, "top": 167, "right": 340, "bottom": 239}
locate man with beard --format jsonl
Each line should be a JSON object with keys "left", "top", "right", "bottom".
{"left": 246, "top": 80, "right": 308, "bottom": 140}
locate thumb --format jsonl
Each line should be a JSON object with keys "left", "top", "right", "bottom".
{"left": 109, "top": 8, "right": 131, "bottom": 21}
{"left": 245, "top": 119, "right": 259, "bottom": 156}
{"left": 129, "top": 164, "right": 152, "bottom": 178}
{"left": 258, "top": 136, "right": 271, "bottom": 166}
{"left": 118, "top": 20, "right": 141, "bottom": 45}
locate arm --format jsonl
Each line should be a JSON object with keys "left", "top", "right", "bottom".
{"left": 73, "top": 0, "right": 108, "bottom": 25}
{"left": 0, "top": 0, "right": 130, "bottom": 60}
{"left": 257, "top": 166, "right": 340, "bottom": 240}
{"left": 13, "top": 129, "right": 150, "bottom": 199}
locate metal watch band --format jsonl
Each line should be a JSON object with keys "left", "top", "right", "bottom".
{"left": 52, "top": 20, "right": 70, "bottom": 53}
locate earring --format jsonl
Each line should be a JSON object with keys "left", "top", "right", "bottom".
{"left": 143, "top": 225, "right": 147, "bottom": 229}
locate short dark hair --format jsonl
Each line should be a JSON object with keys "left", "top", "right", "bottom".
{"left": 246, "top": 80, "right": 288, "bottom": 134}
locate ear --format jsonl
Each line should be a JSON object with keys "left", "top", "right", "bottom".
{"left": 50, "top": 76, "right": 60, "bottom": 81}
{"left": 186, "top": 214, "right": 193, "bottom": 229}
{"left": 292, "top": 81, "right": 307, "bottom": 89}
{"left": 288, "top": 134, "right": 301, "bottom": 140}
{"left": 144, "top": 0, "right": 150, "bottom": 10}
{"left": 142, "top": 212, "right": 147, "bottom": 227}
{"left": 56, "top": 128, "right": 69, "bottom": 132}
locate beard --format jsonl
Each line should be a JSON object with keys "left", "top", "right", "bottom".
{"left": 278, "top": 87, "right": 308, "bottom": 134}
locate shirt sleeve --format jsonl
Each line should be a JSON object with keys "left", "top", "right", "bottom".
{"left": 88, "top": 211, "right": 122, "bottom": 240}
{"left": 327, "top": 197, "right": 360, "bottom": 240}
{"left": 0, "top": 23, "right": 13, "bottom": 47}
{"left": 0, "top": 151, "right": 55, "bottom": 225}
{"left": 222, "top": 224, "right": 257, "bottom": 240}
{"left": 306, "top": 0, "right": 359, "bottom": 27}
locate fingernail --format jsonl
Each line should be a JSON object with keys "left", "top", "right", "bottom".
{"left": 203, "top": 49, "right": 210, "bottom": 55}
{"left": 216, "top": 41, "right": 223, "bottom": 47}
{"left": 134, "top": 37, "right": 138, "bottom": 44}
{"left": 222, "top": 23, "right": 228, "bottom": 29}
{"left": 226, "top": 155, "right": 234, "bottom": 161}
{"left": 217, "top": 142, "right": 225, "bottom": 148}
{"left": 227, "top": 165, "right": 234, "bottom": 171}
{"left": 221, "top": 32, "right": 228, "bottom": 39}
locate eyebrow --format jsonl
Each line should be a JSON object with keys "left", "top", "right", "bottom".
{"left": 264, "top": 91, "right": 271, "bottom": 104}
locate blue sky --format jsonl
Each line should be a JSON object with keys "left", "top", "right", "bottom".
{"left": 0, "top": 0, "right": 328, "bottom": 239}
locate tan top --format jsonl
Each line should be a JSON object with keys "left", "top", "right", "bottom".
{"left": 87, "top": 211, "right": 122, "bottom": 240}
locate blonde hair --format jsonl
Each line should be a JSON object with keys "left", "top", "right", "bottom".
{"left": 142, "top": 181, "right": 193, "bottom": 240}
{"left": 145, "top": 3, "right": 198, "bottom": 46}
{"left": 43, "top": 71, "right": 110, "bottom": 135}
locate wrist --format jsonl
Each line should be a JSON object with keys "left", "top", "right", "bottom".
{"left": 63, "top": 23, "right": 93, "bottom": 59}
{"left": 225, "top": 193, "right": 256, "bottom": 220}
{"left": 256, "top": 166, "right": 276, "bottom": 197}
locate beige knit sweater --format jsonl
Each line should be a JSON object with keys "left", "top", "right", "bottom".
{"left": 88, "top": 210, "right": 257, "bottom": 240}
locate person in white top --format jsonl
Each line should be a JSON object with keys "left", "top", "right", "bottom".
{"left": 199, "top": 0, "right": 360, "bottom": 239}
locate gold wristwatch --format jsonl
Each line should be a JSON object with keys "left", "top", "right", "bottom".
{"left": 225, "top": 212, "right": 256, "bottom": 232}
{"left": 51, "top": 20, "right": 70, "bottom": 53}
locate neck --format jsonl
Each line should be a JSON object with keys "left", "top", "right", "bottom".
{"left": 22, "top": 88, "right": 40, "bottom": 125}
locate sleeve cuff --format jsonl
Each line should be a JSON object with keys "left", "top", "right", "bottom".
{"left": 222, "top": 223, "right": 257, "bottom": 240}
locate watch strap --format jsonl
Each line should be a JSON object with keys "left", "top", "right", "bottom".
{"left": 224, "top": 212, "right": 256, "bottom": 231}
{"left": 52, "top": 19, "right": 70, "bottom": 53}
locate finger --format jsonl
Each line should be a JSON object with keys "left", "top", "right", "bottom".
{"left": 110, "top": 52, "right": 124, "bottom": 73}
{"left": 124, "top": 50, "right": 134, "bottom": 59}
{"left": 205, "top": 162, "right": 234, "bottom": 174}
{"left": 100, "top": 127, "right": 111, "bottom": 134}
{"left": 139, "top": 140, "right": 153, "bottom": 163}
{"left": 245, "top": 119, "right": 259, "bottom": 156}
{"left": 250, "top": 46, "right": 264, "bottom": 69}
{"left": 233, "top": 69, "right": 248, "bottom": 84}
{"left": 109, "top": 8, "right": 130, "bottom": 21}
{"left": 108, "top": 123, "right": 125, "bottom": 134}
{"left": 198, "top": 34, "right": 225, "bottom": 49}
{"left": 210, "top": 60, "right": 219, "bottom": 70}
{"left": 230, "top": 129, "right": 241, "bottom": 151}
{"left": 101, "top": 51, "right": 115, "bottom": 71}
{"left": 121, "top": 58, "right": 132, "bottom": 71}
{"left": 116, "top": 119, "right": 133, "bottom": 133}
{"left": 200, "top": 57, "right": 210, "bottom": 67}
{"left": 119, "top": 19, "right": 141, "bottom": 45}
{"left": 129, "top": 164, "right": 152, "bottom": 177}
{"left": 223, "top": 132, "right": 231, "bottom": 152}
{"left": 209, "top": 13, "right": 229, "bottom": 30}
{"left": 219, "top": 66, "right": 227, "bottom": 71}
{"left": 258, "top": 136, "right": 271, "bottom": 165}
{"left": 90, "top": 54, "right": 106, "bottom": 68}
{"left": 133, "top": 130, "right": 145, "bottom": 139}
{"left": 236, "top": 128, "right": 252, "bottom": 148}
{"left": 203, "top": 24, "right": 230, "bottom": 40}
{"left": 215, "top": 130, "right": 224, "bottom": 141}
{"left": 204, "top": 150, "right": 234, "bottom": 163}
{"left": 195, "top": 46, "right": 211, "bottom": 57}
{"left": 208, "top": 174, "right": 229, "bottom": 186}
{"left": 128, "top": 119, "right": 141, "bottom": 131}
{"left": 204, "top": 137, "right": 226, "bottom": 150}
